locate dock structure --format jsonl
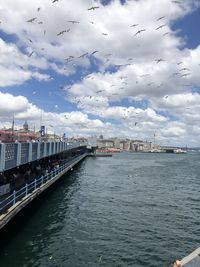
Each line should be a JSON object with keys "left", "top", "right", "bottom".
{"left": 0, "top": 141, "right": 89, "bottom": 230}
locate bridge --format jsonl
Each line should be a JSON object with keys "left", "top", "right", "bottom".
{"left": 0, "top": 141, "right": 87, "bottom": 172}
{"left": 0, "top": 140, "right": 91, "bottom": 229}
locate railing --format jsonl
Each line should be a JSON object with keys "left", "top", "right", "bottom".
{"left": 0, "top": 154, "right": 86, "bottom": 215}
{"left": 0, "top": 141, "right": 87, "bottom": 172}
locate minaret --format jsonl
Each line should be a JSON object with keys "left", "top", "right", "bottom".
{"left": 23, "top": 120, "right": 29, "bottom": 132}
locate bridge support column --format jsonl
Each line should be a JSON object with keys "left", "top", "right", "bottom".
{"left": 16, "top": 142, "right": 21, "bottom": 166}
{"left": 28, "top": 142, "right": 32, "bottom": 162}
{"left": 37, "top": 142, "right": 40, "bottom": 160}
{"left": 44, "top": 143, "right": 47, "bottom": 157}
{"left": 53, "top": 142, "right": 56, "bottom": 154}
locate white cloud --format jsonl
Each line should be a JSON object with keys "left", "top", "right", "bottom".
{"left": 0, "top": 38, "right": 49, "bottom": 86}
{"left": 0, "top": 0, "right": 199, "bottom": 145}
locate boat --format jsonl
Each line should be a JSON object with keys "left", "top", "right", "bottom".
{"left": 173, "top": 148, "right": 187, "bottom": 154}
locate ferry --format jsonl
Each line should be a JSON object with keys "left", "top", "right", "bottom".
{"left": 173, "top": 148, "right": 187, "bottom": 154}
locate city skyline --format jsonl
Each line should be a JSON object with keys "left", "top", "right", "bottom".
{"left": 0, "top": 0, "right": 200, "bottom": 146}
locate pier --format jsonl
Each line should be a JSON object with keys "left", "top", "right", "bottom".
{"left": 0, "top": 141, "right": 90, "bottom": 230}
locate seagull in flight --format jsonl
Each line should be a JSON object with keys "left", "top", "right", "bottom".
{"left": 156, "top": 16, "right": 165, "bottom": 21}
{"left": 181, "top": 73, "right": 190, "bottom": 77}
{"left": 134, "top": 29, "right": 146, "bottom": 36}
{"left": 57, "top": 30, "right": 67, "bottom": 36}
{"left": 88, "top": 6, "right": 99, "bottom": 10}
{"left": 78, "top": 53, "right": 88, "bottom": 58}
{"left": 155, "top": 58, "right": 165, "bottom": 63}
{"left": 102, "top": 33, "right": 108, "bottom": 36}
{"left": 96, "top": 90, "right": 104, "bottom": 93}
{"left": 28, "top": 51, "right": 34, "bottom": 57}
{"left": 130, "top": 24, "right": 139, "bottom": 27}
{"left": 91, "top": 50, "right": 99, "bottom": 55}
{"left": 163, "top": 32, "right": 170, "bottom": 36}
{"left": 156, "top": 24, "right": 167, "bottom": 30}
{"left": 27, "top": 17, "right": 37, "bottom": 23}
{"left": 179, "top": 68, "right": 190, "bottom": 71}
{"left": 68, "top": 20, "right": 80, "bottom": 24}
{"left": 52, "top": 0, "right": 59, "bottom": 3}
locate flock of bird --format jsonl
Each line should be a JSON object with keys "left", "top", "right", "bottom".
{"left": 1, "top": 0, "right": 198, "bottom": 127}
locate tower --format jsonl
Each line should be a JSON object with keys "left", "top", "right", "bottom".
{"left": 23, "top": 120, "right": 29, "bottom": 132}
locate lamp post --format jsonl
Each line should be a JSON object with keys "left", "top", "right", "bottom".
{"left": 12, "top": 113, "right": 15, "bottom": 142}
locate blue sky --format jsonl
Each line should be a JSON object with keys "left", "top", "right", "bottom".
{"left": 0, "top": 0, "right": 200, "bottom": 146}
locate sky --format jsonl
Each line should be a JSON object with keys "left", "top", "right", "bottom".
{"left": 0, "top": 0, "right": 200, "bottom": 146}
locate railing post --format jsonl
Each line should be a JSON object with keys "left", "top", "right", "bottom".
{"left": 0, "top": 143, "right": 5, "bottom": 172}
{"left": 25, "top": 183, "right": 28, "bottom": 196}
{"left": 13, "top": 190, "right": 16, "bottom": 205}
{"left": 41, "top": 176, "right": 44, "bottom": 185}
{"left": 34, "top": 179, "right": 37, "bottom": 190}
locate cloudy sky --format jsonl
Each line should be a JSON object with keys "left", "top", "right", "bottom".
{"left": 0, "top": 0, "right": 200, "bottom": 146}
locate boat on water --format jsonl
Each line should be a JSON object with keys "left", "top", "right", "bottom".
{"left": 149, "top": 149, "right": 165, "bottom": 153}
{"left": 173, "top": 148, "right": 187, "bottom": 154}
{"left": 93, "top": 149, "right": 113, "bottom": 157}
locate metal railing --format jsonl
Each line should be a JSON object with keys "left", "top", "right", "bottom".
{"left": 0, "top": 154, "right": 87, "bottom": 215}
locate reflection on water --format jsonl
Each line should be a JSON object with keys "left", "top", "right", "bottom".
{"left": 0, "top": 152, "right": 200, "bottom": 267}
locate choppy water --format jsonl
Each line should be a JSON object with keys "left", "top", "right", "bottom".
{"left": 0, "top": 152, "right": 200, "bottom": 267}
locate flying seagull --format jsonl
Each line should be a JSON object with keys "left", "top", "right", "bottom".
{"left": 155, "top": 58, "right": 165, "bottom": 63}
{"left": 88, "top": 6, "right": 99, "bottom": 10}
{"left": 52, "top": 0, "right": 59, "bottom": 3}
{"left": 179, "top": 68, "right": 190, "bottom": 71}
{"left": 163, "top": 32, "right": 170, "bottom": 36}
{"left": 57, "top": 30, "right": 67, "bottom": 36}
{"left": 156, "top": 24, "right": 167, "bottom": 30}
{"left": 181, "top": 73, "right": 190, "bottom": 77}
{"left": 130, "top": 24, "right": 139, "bottom": 27}
{"left": 156, "top": 16, "right": 165, "bottom": 21}
{"left": 134, "top": 29, "right": 146, "bottom": 36}
{"left": 78, "top": 53, "right": 88, "bottom": 58}
{"left": 28, "top": 51, "right": 34, "bottom": 57}
{"left": 96, "top": 90, "right": 104, "bottom": 93}
{"left": 91, "top": 50, "right": 99, "bottom": 55}
{"left": 27, "top": 17, "right": 37, "bottom": 23}
{"left": 68, "top": 20, "right": 80, "bottom": 24}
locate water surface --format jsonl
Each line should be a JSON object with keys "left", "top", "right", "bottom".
{"left": 0, "top": 152, "right": 200, "bottom": 267}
